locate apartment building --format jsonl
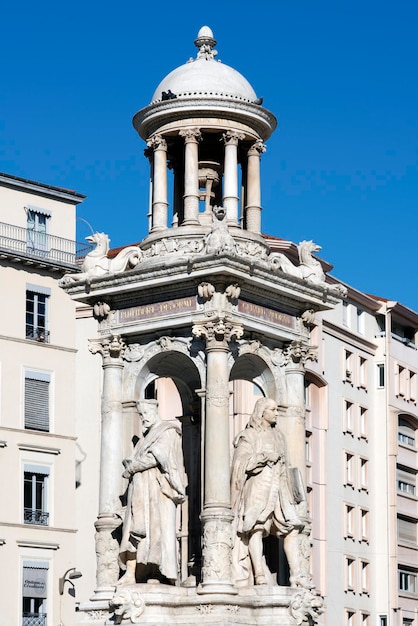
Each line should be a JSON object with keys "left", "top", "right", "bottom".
{"left": 0, "top": 172, "right": 87, "bottom": 626}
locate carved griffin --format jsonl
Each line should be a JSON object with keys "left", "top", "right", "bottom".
{"left": 60, "top": 233, "right": 142, "bottom": 286}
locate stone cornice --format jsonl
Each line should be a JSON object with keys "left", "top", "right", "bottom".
{"left": 133, "top": 97, "right": 277, "bottom": 141}
{"left": 322, "top": 319, "right": 377, "bottom": 353}
{"left": 0, "top": 172, "right": 85, "bottom": 203}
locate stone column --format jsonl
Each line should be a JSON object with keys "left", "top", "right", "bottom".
{"left": 222, "top": 131, "right": 244, "bottom": 226}
{"left": 89, "top": 335, "right": 125, "bottom": 598}
{"left": 179, "top": 128, "right": 201, "bottom": 225}
{"left": 245, "top": 139, "right": 266, "bottom": 234}
{"left": 147, "top": 134, "right": 168, "bottom": 231}
{"left": 282, "top": 340, "right": 317, "bottom": 484}
{"left": 144, "top": 147, "right": 153, "bottom": 234}
{"left": 192, "top": 316, "right": 243, "bottom": 594}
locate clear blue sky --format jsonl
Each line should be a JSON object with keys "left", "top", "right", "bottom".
{"left": 1, "top": 1, "right": 417, "bottom": 310}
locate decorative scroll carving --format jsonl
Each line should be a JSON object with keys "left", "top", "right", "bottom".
{"left": 247, "top": 139, "right": 266, "bottom": 157}
{"left": 301, "top": 309, "right": 316, "bottom": 328}
{"left": 179, "top": 128, "right": 202, "bottom": 143}
{"left": 225, "top": 283, "right": 241, "bottom": 301}
{"left": 146, "top": 134, "right": 167, "bottom": 151}
{"left": 192, "top": 316, "right": 243, "bottom": 349}
{"left": 282, "top": 340, "right": 318, "bottom": 366}
{"left": 95, "top": 517, "right": 120, "bottom": 588}
{"left": 110, "top": 589, "right": 145, "bottom": 624}
{"left": 289, "top": 588, "right": 324, "bottom": 625}
{"left": 157, "top": 336, "right": 174, "bottom": 351}
{"left": 86, "top": 609, "right": 110, "bottom": 621}
{"left": 123, "top": 344, "right": 145, "bottom": 363}
{"left": 93, "top": 301, "right": 111, "bottom": 321}
{"left": 197, "top": 282, "right": 215, "bottom": 301}
{"left": 201, "top": 516, "right": 233, "bottom": 582}
{"left": 222, "top": 130, "right": 245, "bottom": 146}
{"left": 89, "top": 335, "right": 125, "bottom": 363}
{"left": 60, "top": 233, "right": 142, "bottom": 286}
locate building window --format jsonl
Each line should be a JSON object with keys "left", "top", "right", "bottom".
{"left": 26, "top": 207, "right": 50, "bottom": 254}
{"left": 343, "top": 301, "right": 350, "bottom": 327}
{"left": 344, "top": 401, "right": 354, "bottom": 434}
{"left": 345, "top": 452, "right": 355, "bottom": 487}
{"left": 357, "top": 309, "right": 365, "bottom": 335}
{"left": 360, "top": 560, "right": 369, "bottom": 593}
{"left": 398, "top": 417, "right": 416, "bottom": 448}
{"left": 359, "top": 458, "right": 368, "bottom": 490}
{"left": 358, "top": 357, "right": 367, "bottom": 388}
{"left": 379, "top": 617, "right": 388, "bottom": 626}
{"left": 359, "top": 407, "right": 368, "bottom": 439}
{"left": 305, "top": 432, "right": 312, "bottom": 463}
{"left": 22, "top": 561, "right": 48, "bottom": 626}
{"left": 377, "top": 363, "right": 385, "bottom": 388}
{"left": 402, "top": 619, "right": 413, "bottom": 626}
{"left": 398, "top": 568, "right": 417, "bottom": 594}
{"left": 346, "top": 557, "right": 355, "bottom": 591}
{"left": 360, "top": 508, "right": 369, "bottom": 542}
{"left": 397, "top": 467, "right": 416, "bottom": 496}
{"left": 397, "top": 365, "right": 407, "bottom": 397}
{"left": 409, "top": 371, "right": 416, "bottom": 402}
{"left": 397, "top": 516, "right": 417, "bottom": 544}
{"left": 346, "top": 610, "right": 355, "bottom": 626}
{"left": 344, "top": 350, "right": 353, "bottom": 382}
{"left": 26, "top": 286, "right": 50, "bottom": 342}
{"left": 361, "top": 614, "right": 370, "bottom": 626}
{"left": 345, "top": 504, "right": 355, "bottom": 538}
{"left": 24, "top": 371, "right": 50, "bottom": 432}
{"left": 23, "top": 465, "right": 49, "bottom": 526}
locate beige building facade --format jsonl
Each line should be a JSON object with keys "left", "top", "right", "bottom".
{"left": 0, "top": 172, "right": 87, "bottom": 626}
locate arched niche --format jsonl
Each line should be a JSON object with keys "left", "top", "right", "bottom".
{"left": 229, "top": 352, "right": 277, "bottom": 399}
{"left": 128, "top": 347, "right": 203, "bottom": 584}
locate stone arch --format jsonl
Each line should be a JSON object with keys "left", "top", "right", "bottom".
{"left": 229, "top": 352, "right": 277, "bottom": 399}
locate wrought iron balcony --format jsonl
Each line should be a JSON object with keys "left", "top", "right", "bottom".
{"left": 0, "top": 221, "right": 93, "bottom": 267}
{"left": 22, "top": 613, "right": 47, "bottom": 626}
{"left": 25, "top": 327, "right": 50, "bottom": 343}
{"left": 24, "top": 508, "right": 49, "bottom": 526}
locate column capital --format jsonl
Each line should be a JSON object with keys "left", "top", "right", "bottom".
{"left": 221, "top": 130, "right": 245, "bottom": 146}
{"left": 179, "top": 127, "right": 202, "bottom": 143}
{"left": 282, "top": 339, "right": 318, "bottom": 367}
{"left": 247, "top": 139, "right": 266, "bottom": 157}
{"left": 192, "top": 316, "right": 243, "bottom": 350}
{"left": 89, "top": 334, "right": 126, "bottom": 364}
{"left": 146, "top": 134, "right": 167, "bottom": 151}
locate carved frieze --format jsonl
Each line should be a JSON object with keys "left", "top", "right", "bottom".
{"left": 201, "top": 517, "right": 233, "bottom": 582}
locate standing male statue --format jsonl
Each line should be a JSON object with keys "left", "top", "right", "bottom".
{"left": 231, "top": 397, "right": 309, "bottom": 587}
{"left": 118, "top": 399, "right": 186, "bottom": 585}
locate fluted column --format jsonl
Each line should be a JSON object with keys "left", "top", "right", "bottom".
{"left": 222, "top": 131, "right": 244, "bottom": 226}
{"left": 179, "top": 128, "right": 201, "bottom": 225}
{"left": 192, "top": 316, "right": 243, "bottom": 594}
{"left": 147, "top": 134, "right": 168, "bottom": 231}
{"left": 245, "top": 139, "right": 266, "bottom": 234}
{"left": 89, "top": 335, "right": 125, "bottom": 597}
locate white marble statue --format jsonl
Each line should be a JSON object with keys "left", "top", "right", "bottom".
{"left": 117, "top": 400, "right": 186, "bottom": 585}
{"left": 231, "top": 397, "right": 307, "bottom": 587}
{"left": 60, "top": 232, "right": 142, "bottom": 285}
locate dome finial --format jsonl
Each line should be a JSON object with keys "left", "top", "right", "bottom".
{"left": 194, "top": 26, "right": 217, "bottom": 60}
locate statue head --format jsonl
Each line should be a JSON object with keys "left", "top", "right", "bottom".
{"left": 248, "top": 397, "right": 279, "bottom": 431}
{"left": 136, "top": 399, "right": 160, "bottom": 433}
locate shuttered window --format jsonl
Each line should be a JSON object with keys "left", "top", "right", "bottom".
{"left": 398, "top": 516, "right": 417, "bottom": 544}
{"left": 24, "top": 372, "right": 50, "bottom": 432}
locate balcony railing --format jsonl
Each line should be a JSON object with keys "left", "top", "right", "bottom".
{"left": 23, "top": 613, "right": 47, "bottom": 626}
{"left": 26, "top": 327, "right": 50, "bottom": 343}
{"left": 24, "top": 508, "right": 49, "bottom": 526}
{"left": 0, "top": 221, "right": 93, "bottom": 266}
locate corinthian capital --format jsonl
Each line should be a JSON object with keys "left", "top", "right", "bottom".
{"left": 146, "top": 134, "right": 167, "bottom": 151}
{"left": 192, "top": 316, "right": 243, "bottom": 349}
{"left": 282, "top": 339, "right": 318, "bottom": 366}
{"left": 89, "top": 335, "right": 125, "bottom": 363}
{"left": 222, "top": 130, "right": 245, "bottom": 146}
{"left": 247, "top": 139, "right": 266, "bottom": 157}
{"left": 179, "top": 128, "right": 202, "bottom": 143}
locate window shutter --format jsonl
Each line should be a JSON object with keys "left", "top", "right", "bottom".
{"left": 22, "top": 563, "right": 48, "bottom": 598}
{"left": 25, "top": 376, "right": 49, "bottom": 431}
{"left": 398, "top": 517, "right": 417, "bottom": 543}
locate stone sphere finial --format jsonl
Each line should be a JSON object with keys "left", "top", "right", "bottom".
{"left": 194, "top": 25, "right": 217, "bottom": 59}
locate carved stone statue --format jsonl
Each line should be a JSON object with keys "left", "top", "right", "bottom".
{"left": 117, "top": 399, "right": 186, "bottom": 585}
{"left": 231, "top": 397, "right": 308, "bottom": 587}
{"left": 205, "top": 205, "right": 236, "bottom": 255}
{"left": 59, "top": 232, "right": 142, "bottom": 285}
